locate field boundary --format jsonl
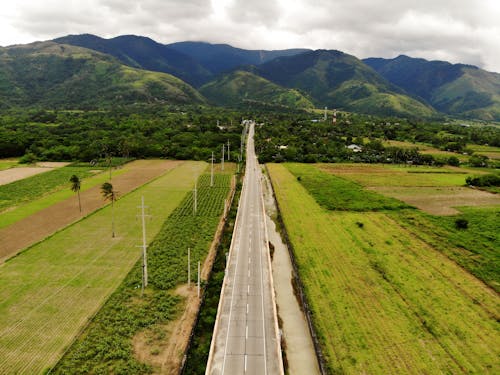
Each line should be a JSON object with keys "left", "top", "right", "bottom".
{"left": 265, "top": 164, "right": 327, "bottom": 375}
{"left": 179, "top": 175, "right": 237, "bottom": 374}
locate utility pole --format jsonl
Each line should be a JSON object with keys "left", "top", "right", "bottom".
{"left": 137, "top": 196, "right": 149, "bottom": 295}
{"left": 324, "top": 106, "right": 328, "bottom": 121}
{"left": 188, "top": 247, "right": 191, "bottom": 287}
{"left": 193, "top": 180, "right": 197, "bottom": 215}
{"left": 197, "top": 261, "right": 201, "bottom": 298}
{"left": 227, "top": 140, "right": 230, "bottom": 161}
{"left": 210, "top": 151, "right": 214, "bottom": 187}
{"left": 221, "top": 144, "right": 225, "bottom": 171}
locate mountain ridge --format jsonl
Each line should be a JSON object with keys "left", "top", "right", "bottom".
{"left": 364, "top": 55, "right": 500, "bottom": 120}
{"left": 0, "top": 41, "right": 205, "bottom": 109}
{"left": 0, "top": 33, "right": 498, "bottom": 120}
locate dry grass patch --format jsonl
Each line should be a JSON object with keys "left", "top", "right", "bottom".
{"left": 371, "top": 186, "right": 500, "bottom": 215}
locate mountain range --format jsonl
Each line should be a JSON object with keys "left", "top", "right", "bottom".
{"left": 0, "top": 33, "right": 498, "bottom": 120}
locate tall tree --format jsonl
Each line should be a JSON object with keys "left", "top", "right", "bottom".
{"left": 69, "top": 174, "right": 82, "bottom": 213}
{"left": 101, "top": 182, "right": 117, "bottom": 238}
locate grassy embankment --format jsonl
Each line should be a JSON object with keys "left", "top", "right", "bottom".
{"left": 0, "top": 162, "right": 206, "bottom": 374}
{"left": 268, "top": 163, "right": 499, "bottom": 374}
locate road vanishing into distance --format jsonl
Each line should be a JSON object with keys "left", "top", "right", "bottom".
{"left": 207, "top": 122, "right": 283, "bottom": 375}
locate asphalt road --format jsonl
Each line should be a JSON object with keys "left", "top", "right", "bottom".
{"left": 206, "top": 122, "right": 283, "bottom": 375}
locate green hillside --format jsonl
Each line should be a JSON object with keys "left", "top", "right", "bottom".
{"left": 255, "top": 50, "right": 435, "bottom": 118}
{"left": 0, "top": 41, "right": 205, "bottom": 109}
{"left": 432, "top": 67, "right": 500, "bottom": 121}
{"left": 200, "top": 70, "right": 314, "bottom": 109}
{"left": 364, "top": 56, "right": 500, "bottom": 121}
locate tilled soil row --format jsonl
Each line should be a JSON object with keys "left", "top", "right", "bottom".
{"left": 0, "top": 160, "right": 182, "bottom": 263}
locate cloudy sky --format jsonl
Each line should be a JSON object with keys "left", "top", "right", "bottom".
{"left": 1, "top": 0, "right": 499, "bottom": 72}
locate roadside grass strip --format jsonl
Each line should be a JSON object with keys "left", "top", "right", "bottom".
{"left": 0, "top": 161, "right": 206, "bottom": 374}
{"left": 268, "top": 163, "right": 499, "bottom": 374}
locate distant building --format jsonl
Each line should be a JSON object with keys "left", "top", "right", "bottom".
{"left": 347, "top": 144, "right": 363, "bottom": 152}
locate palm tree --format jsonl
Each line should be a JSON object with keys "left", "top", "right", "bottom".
{"left": 101, "top": 182, "right": 117, "bottom": 238}
{"left": 69, "top": 175, "right": 82, "bottom": 213}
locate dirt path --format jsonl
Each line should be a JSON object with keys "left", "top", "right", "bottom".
{"left": 0, "top": 160, "right": 181, "bottom": 263}
{"left": 0, "top": 162, "right": 70, "bottom": 186}
{"left": 262, "top": 170, "right": 320, "bottom": 375}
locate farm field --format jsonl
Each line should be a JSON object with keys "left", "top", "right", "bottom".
{"left": 382, "top": 140, "right": 500, "bottom": 161}
{"left": 318, "top": 163, "right": 499, "bottom": 214}
{"left": 268, "top": 163, "right": 500, "bottom": 374}
{"left": 381, "top": 140, "right": 470, "bottom": 161}
{"left": 0, "top": 160, "right": 181, "bottom": 262}
{"left": 0, "top": 161, "right": 206, "bottom": 374}
{"left": 0, "top": 165, "right": 126, "bottom": 230}
{"left": 53, "top": 166, "right": 235, "bottom": 374}
{"left": 469, "top": 144, "right": 500, "bottom": 160}
{"left": 0, "top": 162, "right": 70, "bottom": 186}
{"left": 0, "top": 164, "right": 105, "bottom": 212}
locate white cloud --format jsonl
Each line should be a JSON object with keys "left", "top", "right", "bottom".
{"left": 0, "top": 0, "right": 499, "bottom": 72}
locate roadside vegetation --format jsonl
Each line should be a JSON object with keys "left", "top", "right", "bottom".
{"left": 268, "top": 163, "right": 499, "bottom": 374}
{"left": 52, "top": 172, "right": 232, "bottom": 374}
{"left": 183, "top": 175, "right": 242, "bottom": 374}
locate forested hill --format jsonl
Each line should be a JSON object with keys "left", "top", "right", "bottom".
{"left": 54, "top": 34, "right": 212, "bottom": 87}
{"left": 0, "top": 41, "right": 205, "bottom": 109}
{"left": 250, "top": 49, "right": 436, "bottom": 118}
{"left": 364, "top": 55, "right": 500, "bottom": 121}
{"left": 199, "top": 70, "right": 314, "bottom": 110}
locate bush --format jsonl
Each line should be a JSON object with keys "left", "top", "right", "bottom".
{"left": 466, "top": 174, "right": 500, "bottom": 187}
{"left": 447, "top": 156, "right": 460, "bottom": 167}
{"left": 19, "top": 152, "right": 37, "bottom": 164}
{"left": 469, "top": 155, "right": 489, "bottom": 167}
{"left": 455, "top": 218, "right": 469, "bottom": 229}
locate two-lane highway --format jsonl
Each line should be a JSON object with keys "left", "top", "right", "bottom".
{"left": 206, "top": 122, "right": 283, "bottom": 375}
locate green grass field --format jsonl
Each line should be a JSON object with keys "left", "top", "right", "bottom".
{"left": 0, "top": 159, "right": 19, "bottom": 171}
{"left": 0, "top": 165, "right": 108, "bottom": 213}
{"left": 286, "top": 163, "right": 408, "bottom": 211}
{"left": 0, "top": 161, "right": 207, "bottom": 374}
{"left": 268, "top": 163, "right": 499, "bottom": 374}
{"left": 319, "top": 163, "right": 476, "bottom": 187}
{"left": 395, "top": 206, "right": 500, "bottom": 292}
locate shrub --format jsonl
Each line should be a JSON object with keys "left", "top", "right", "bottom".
{"left": 447, "top": 156, "right": 460, "bottom": 167}
{"left": 466, "top": 174, "right": 500, "bottom": 187}
{"left": 455, "top": 218, "right": 468, "bottom": 229}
